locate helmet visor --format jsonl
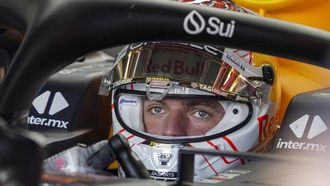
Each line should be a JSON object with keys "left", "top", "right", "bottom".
{"left": 109, "top": 43, "right": 265, "bottom": 101}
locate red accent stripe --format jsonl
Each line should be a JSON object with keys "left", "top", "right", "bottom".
{"left": 223, "top": 136, "right": 245, "bottom": 165}
{"left": 189, "top": 143, "right": 218, "bottom": 174}
{"left": 241, "top": 52, "right": 250, "bottom": 58}
{"left": 130, "top": 83, "right": 134, "bottom": 90}
{"left": 223, "top": 136, "right": 238, "bottom": 151}
{"left": 138, "top": 140, "right": 146, "bottom": 145}
{"left": 117, "top": 128, "right": 125, "bottom": 134}
{"left": 202, "top": 154, "right": 218, "bottom": 175}
{"left": 208, "top": 140, "right": 239, "bottom": 165}
{"left": 249, "top": 52, "right": 252, "bottom": 64}
{"left": 126, "top": 135, "right": 134, "bottom": 140}
{"left": 207, "top": 140, "right": 219, "bottom": 150}
{"left": 221, "top": 156, "right": 238, "bottom": 164}
{"left": 233, "top": 49, "right": 240, "bottom": 53}
{"left": 258, "top": 121, "right": 263, "bottom": 143}
{"left": 111, "top": 103, "right": 115, "bottom": 110}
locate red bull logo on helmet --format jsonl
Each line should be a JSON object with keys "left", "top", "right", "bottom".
{"left": 146, "top": 58, "right": 205, "bottom": 77}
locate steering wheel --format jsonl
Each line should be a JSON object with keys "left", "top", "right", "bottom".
{"left": 0, "top": 0, "right": 329, "bottom": 185}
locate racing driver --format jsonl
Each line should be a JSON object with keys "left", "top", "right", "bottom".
{"left": 98, "top": 0, "right": 281, "bottom": 182}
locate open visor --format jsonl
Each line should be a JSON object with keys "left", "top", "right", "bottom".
{"left": 113, "top": 88, "right": 253, "bottom": 143}
{"left": 101, "top": 43, "right": 271, "bottom": 102}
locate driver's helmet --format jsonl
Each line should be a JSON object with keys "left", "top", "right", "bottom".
{"left": 99, "top": 0, "right": 280, "bottom": 182}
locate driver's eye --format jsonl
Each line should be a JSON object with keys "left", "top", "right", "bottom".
{"left": 150, "top": 107, "right": 165, "bottom": 114}
{"left": 193, "top": 111, "right": 209, "bottom": 119}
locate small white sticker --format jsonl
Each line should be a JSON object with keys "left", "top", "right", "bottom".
{"left": 119, "top": 96, "right": 138, "bottom": 106}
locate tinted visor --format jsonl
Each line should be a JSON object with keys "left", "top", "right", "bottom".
{"left": 109, "top": 43, "right": 264, "bottom": 101}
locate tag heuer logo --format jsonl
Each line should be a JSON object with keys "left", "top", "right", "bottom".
{"left": 289, "top": 114, "right": 328, "bottom": 139}
{"left": 32, "top": 91, "right": 69, "bottom": 115}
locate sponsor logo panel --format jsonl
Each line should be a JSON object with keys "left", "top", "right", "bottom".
{"left": 276, "top": 114, "right": 328, "bottom": 152}
{"left": 149, "top": 170, "right": 177, "bottom": 180}
{"left": 119, "top": 96, "right": 138, "bottom": 106}
{"left": 183, "top": 10, "right": 236, "bottom": 38}
{"left": 29, "top": 91, "right": 70, "bottom": 129}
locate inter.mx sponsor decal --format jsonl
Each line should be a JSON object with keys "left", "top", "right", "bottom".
{"left": 28, "top": 91, "right": 69, "bottom": 129}
{"left": 183, "top": 10, "right": 235, "bottom": 37}
{"left": 276, "top": 114, "right": 328, "bottom": 152}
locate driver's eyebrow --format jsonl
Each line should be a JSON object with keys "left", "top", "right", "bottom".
{"left": 186, "top": 100, "right": 219, "bottom": 107}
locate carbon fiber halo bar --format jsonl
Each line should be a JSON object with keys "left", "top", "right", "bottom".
{"left": 0, "top": 0, "right": 329, "bottom": 125}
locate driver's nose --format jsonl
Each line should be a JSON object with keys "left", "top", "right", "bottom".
{"left": 162, "top": 110, "right": 188, "bottom": 136}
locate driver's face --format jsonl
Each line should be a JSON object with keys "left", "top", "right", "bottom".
{"left": 143, "top": 99, "right": 224, "bottom": 136}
